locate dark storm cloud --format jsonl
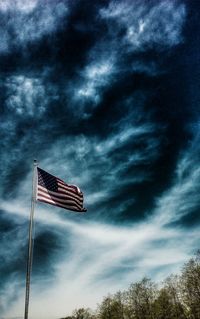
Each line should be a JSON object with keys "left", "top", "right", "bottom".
{"left": 0, "top": 0, "right": 200, "bottom": 318}
{"left": 69, "top": 0, "right": 186, "bottom": 116}
{"left": 0, "top": 0, "right": 188, "bottom": 204}
{"left": 0, "top": 207, "right": 72, "bottom": 312}
{"left": 0, "top": 210, "right": 27, "bottom": 311}
{"left": 153, "top": 129, "right": 200, "bottom": 228}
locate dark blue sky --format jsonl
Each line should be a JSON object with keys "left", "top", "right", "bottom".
{"left": 0, "top": 1, "right": 200, "bottom": 318}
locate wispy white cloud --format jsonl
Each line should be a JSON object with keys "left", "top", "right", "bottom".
{"left": 100, "top": 0, "right": 186, "bottom": 51}
{"left": 35, "top": 115, "right": 163, "bottom": 211}
{"left": 0, "top": 71, "right": 61, "bottom": 197}
{"left": 69, "top": 54, "right": 117, "bottom": 114}
{"left": 71, "top": 0, "right": 186, "bottom": 115}
{"left": 0, "top": 0, "right": 38, "bottom": 13}
{"left": 1, "top": 195, "right": 199, "bottom": 319}
{"left": 75, "top": 58, "right": 116, "bottom": 105}
{"left": 5, "top": 75, "right": 47, "bottom": 116}
{"left": 0, "top": 0, "right": 69, "bottom": 53}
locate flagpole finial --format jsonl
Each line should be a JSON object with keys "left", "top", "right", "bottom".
{"left": 34, "top": 159, "right": 38, "bottom": 166}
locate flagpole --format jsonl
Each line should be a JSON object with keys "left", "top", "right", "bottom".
{"left": 24, "top": 159, "right": 38, "bottom": 319}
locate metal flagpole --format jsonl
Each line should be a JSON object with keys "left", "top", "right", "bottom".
{"left": 24, "top": 159, "right": 38, "bottom": 319}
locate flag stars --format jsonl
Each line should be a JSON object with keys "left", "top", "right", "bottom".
{"left": 37, "top": 168, "right": 58, "bottom": 192}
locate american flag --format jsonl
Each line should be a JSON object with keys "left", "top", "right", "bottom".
{"left": 36, "top": 167, "right": 87, "bottom": 212}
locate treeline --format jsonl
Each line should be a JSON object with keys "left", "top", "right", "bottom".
{"left": 61, "top": 251, "right": 200, "bottom": 319}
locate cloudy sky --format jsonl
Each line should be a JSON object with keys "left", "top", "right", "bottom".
{"left": 0, "top": 0, "right": 200, "bottom": 318}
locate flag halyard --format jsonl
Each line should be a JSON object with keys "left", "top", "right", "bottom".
{"left": 36, "top": 167, "right": 87, "bottom": 212}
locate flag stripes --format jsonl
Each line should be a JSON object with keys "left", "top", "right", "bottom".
{"left": 57, "top": 182, "right": 83, "bottom": 201}
{"left": 37, "top": 186, "right": 83, "bottom": 210}
{"left": 36, "top": 167, "right": 86, "bottom": 212}
{"left": 37, "top": 186, "right": 83, "bottom": 205}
